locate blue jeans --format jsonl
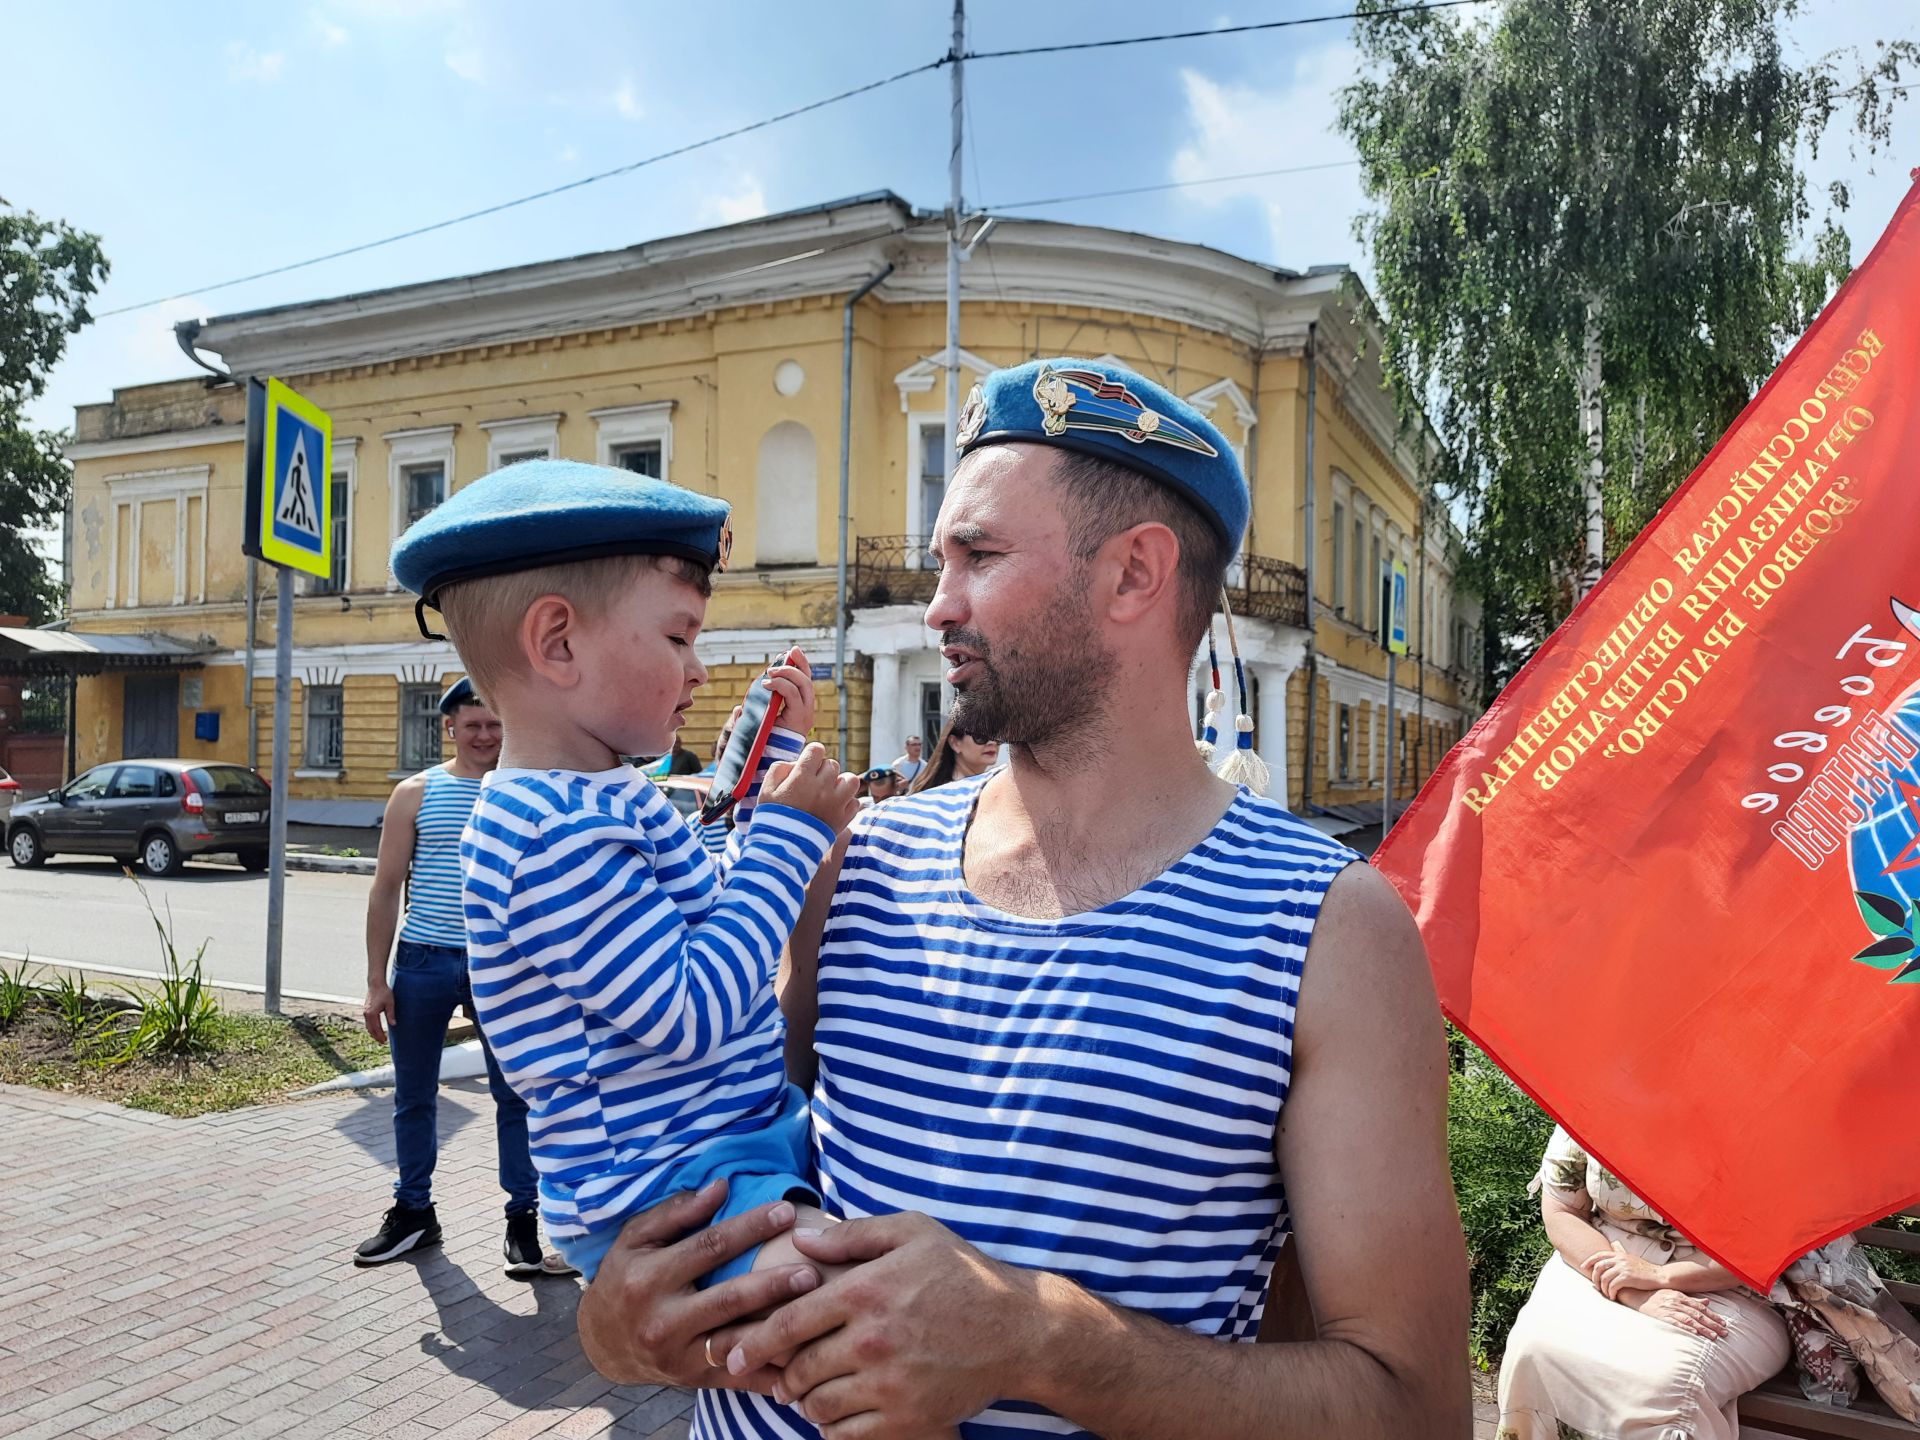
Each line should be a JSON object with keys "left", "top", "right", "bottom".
{"left": 390, "top": 939, "right": 537, "bottom": 1216}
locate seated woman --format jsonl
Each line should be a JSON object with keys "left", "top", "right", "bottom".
{"left": 1497, "top": 1125, "right": 1790, "bottom": 1440}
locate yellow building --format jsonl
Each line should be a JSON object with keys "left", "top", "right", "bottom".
{"left": 48, "top": 193, "right": 1479, "bottom": 830}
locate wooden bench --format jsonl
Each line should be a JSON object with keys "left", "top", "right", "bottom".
{"left": 1739, "top": 1215, "right": 1920, "bottom": 1438}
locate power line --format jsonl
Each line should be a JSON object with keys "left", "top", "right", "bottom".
{"left": 96, "top": 57, "right": 945, "bottom": 320}
{"left": 959, "top": 0, "right": 1486, "bottom": 62}
{"left": 96, "top": 1, "right": 1487, "bottom": 322}
{"left": 989, "top": 160, "right": 1361, "bottom": 212}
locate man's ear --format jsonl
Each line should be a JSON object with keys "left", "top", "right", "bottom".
{"left": 520, "top": 594, "right": 582, "bottom": 688}
{"left": 1105, "top": 521, "right": 1182, "bottom": 626}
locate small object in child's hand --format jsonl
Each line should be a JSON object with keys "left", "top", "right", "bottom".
{"left": 700, "top": 671, "right": 784, "bottom": 824}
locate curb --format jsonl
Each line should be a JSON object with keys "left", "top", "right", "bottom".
{"left": 285, "top": 852, "right": 376, "bottom": 875}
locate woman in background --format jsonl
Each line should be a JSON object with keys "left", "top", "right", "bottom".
{"left": 907, "top": 719, "right": 999, "bottom": 793}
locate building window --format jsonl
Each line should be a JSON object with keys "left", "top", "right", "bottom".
{"left": 1330, "top": 500, "right": 1346, "bottom": 613}
{"left": 1336, "top": 703, "right": 1353, "bottom": 781}
{"left": 310, "top": 474, "right": 352, "bottom": 595}
{"left": 919, "top": 681, "right": 944, "bottom": 753}
{"left": 482, "top": 414, "right": 561, "bottom": 473}
{"left": 591, "top": 401, "right": 673, "bottom": 482}
{"left": 1350, "top": 513, "right": 1366, "bottom": 630}
{"left": 398, "top": 684, "right": 442, "bottom": 772}
{"left": 403, "top": 462, "right": 446, "bottom": 526}
{"left": 920, "top": 423, "right": 948, "bottom": 531}
{"left": 1369, "top": 532, "right": 1383, "bottom": 635}
{"left": 304, "top": 685, "right": 344, "bottom": 770}
{"left": 613, "top": 442, "right": 662, "bottom": 477}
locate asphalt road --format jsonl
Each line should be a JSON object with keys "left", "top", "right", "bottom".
{"left": 0, "top": 855, "right": 374, "bottom": 1004}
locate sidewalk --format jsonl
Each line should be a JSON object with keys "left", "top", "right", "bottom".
{"left": 0, "top": 1080, "right": 694, "bottom": 1440}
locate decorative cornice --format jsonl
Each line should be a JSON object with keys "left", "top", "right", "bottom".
{"left": 68, "top": 426, "right": 244, "bottom": 462}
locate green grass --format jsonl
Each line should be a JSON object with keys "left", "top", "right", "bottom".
{"left": 0, "top": 1007, "right": 393, "bottom": 1117}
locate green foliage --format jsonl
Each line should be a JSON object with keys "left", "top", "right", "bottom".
{"left": 0, "top": 961, "right": 30, "bottom": 1027}
{"left": 1449, "top": 1043, "right": 1555, "bottom": 1366}
{"left": 1339, "top": 0, "right": 1916, "bottom": 690}
{"left": 0, "top": 201, "right": 108, "bottom": 624}
{"left": 98, "top": 878, "right": 221, "bottom": 1064}
{"left": 43, "top": 970, "right": 92, "bottom": 1041}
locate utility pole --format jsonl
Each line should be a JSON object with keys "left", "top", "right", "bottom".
{"left": 940, "top": 0, "right": 965, "bottom": 727}
{"left": 945, "top": 0, "right": 965, "bottom": 467}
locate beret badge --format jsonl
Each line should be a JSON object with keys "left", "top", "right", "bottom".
{"left": 955, "top": 384, "right": 988, "bottom": 451}
{"left": 1030, "top": 364, "right": 1217, "bottom": 457}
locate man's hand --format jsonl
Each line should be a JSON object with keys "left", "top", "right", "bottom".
{"left": 725, "top": 1212, "right": 1039, "bottom": 1436}
{"left": 1584, "top": 1242, "right": 1666, "bottom": 1301}
{"left": 576, "top": 1180, "right": 823, "bottom": 1391}
{"left": 363, "top": 979, "right": 396, "bottom": 1045}
{"left": 1621, "top": 1288, "right": 1730, "bottom": 1340}
{"left": 766, "top": 646, "right": 817, "bottom": 737}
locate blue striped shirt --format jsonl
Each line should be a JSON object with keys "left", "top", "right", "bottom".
{"left": 698, "top": 775, "right": 1358, "bottom": 1440}
{"left": 398, "top": 764, "right": 482, "bottom": 949}
{"left": 460, "top": 730, "right": 834, "bottom": 1240}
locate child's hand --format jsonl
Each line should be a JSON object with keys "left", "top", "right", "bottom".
{"left": 763, "top": 744, "right": 860, "bottom": 831}
{"left": 765, "top": 646, "right": 816, "bottom": 736}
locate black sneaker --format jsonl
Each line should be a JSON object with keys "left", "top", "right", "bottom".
{"left": 354, "top": 1204, "right": 442, "bottom": 1266}
{"left": 504, "top": 1211, "right": 547, "bottom": 1277}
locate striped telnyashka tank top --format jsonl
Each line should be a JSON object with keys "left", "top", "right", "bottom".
{"left": 398, "top": 764, "right": 483, "bottom": 950}
{"left": 696, "top": 774, "right": 1359, "bottom": 1440}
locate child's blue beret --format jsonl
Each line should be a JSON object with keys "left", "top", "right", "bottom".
{"left": 390, "top": 459, "right": 732, "bottom": 636}
{"left": 955, "top": 357, "right": 1248, "bottom": 546}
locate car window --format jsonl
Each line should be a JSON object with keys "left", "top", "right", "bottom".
{"left": 664, "top": 787, "right": 701, "bottom": 819}
{"left": 110, "top": 765, "right": 161, "bottom": 798}
{"left": 66, "top": 768, "right": 114, "bottom": 801}
{"left": 189, "top": 765, "right": 270, "bottom": 796}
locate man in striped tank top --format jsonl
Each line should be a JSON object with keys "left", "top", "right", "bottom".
{"left": 577, "top": 360, "right": 1473, "bottom": 1439}
{"left": 357, "top": 678, "right": 566, "bottom": 1277}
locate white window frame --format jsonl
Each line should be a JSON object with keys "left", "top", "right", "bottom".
{"left": 305, "top": 436, "right": 357, "bottom": 596}
{"left": 481, "top": 413, "right": 561, "bottom": 472}
{"left": 590, "top": 401, "right": 674, "bottom": 481}
{"left": 385, "top": 426, "right": 457, "bottom": 589}
{"left": 905, "top": 412, "right": 950, "bottom": 566}
{"left": 1330, "top": 497, "right": 1347, "bottom": 615}
{"left": 104, "top": 465, "right": 209, "bottom": 610}
{"left": 302, "top": 683, "right": 345, "bottom": 772}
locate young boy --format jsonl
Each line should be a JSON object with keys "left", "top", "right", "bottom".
{"left": 389, "top": 459, "right": 860, "bottom": 1287}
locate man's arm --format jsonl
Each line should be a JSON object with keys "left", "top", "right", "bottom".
{"left": 728, "top": 862, "right": 1473, "bottom": 1440}
{"left": 779, "top": 830, "right": 848, "bottom": 1090}
{"left": 362, "top": 778, "right": 423, "bottom": 1043}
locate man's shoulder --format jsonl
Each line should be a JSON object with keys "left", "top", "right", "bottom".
{"left": 1214, "top": 790, "right": 1363, "bottom": 873}
{"left": 848, "top": 777, "right": 975, "bottom": 849}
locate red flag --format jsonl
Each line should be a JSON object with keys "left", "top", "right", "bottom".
{"left": 1375, "top": 180, "right": 1920, "bottom": 1289}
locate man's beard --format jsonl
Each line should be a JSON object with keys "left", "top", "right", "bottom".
{"left": 945, "top": 577, "right": 1113, "bottom": 749}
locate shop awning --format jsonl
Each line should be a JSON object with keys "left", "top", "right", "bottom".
{"left": 0, "top": 627, "right": 212, "bottom": 678}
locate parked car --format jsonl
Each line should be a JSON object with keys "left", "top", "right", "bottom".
{"left": 6, "top": 760, "right": 273, "bottom": 876}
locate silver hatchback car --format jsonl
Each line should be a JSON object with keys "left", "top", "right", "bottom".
{"left": 6, "top": 759, "right": 273, "bottom": 875}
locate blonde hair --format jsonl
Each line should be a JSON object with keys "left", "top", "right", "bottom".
{"left": 437, "top": 552, "right": 711, "bottom": 701}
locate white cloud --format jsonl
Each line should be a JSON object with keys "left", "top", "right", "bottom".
{"left": 557, "top": 144, "right": 579, "bottom": 166}
{"left": 612, "top": 77, "right": 645, "bottom": 121}
{"left": 312, "top": 13, "right": 350, "bottom": 47}
{"left": 1168, "top": 48, "right": 1370, "bottom": 274}
{"left": 226, "top": 42, "right": 285, "bottom": 84}
{"left": 699, "top": 176, "right": 769, "bottom": 227}
{"left": 445, "top": 45, "right": 486, "bottom": 83}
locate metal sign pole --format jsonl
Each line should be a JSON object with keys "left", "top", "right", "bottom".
{"left": 264, "top": 565, "right": 292, "bottom": 1015}
{"left": 1384, "top": 651, "right": 1397, "bottom": 836}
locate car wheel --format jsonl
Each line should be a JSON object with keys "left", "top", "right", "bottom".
{"left": 7, "top": 826, "right": 44, "bottom": 868}
{"left": 237, "top": 847, "right": 269, "bottom": 873}
{"left": 140, "top": 830, "right": 185, "bottom": 877}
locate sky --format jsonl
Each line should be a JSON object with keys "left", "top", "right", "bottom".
{"left": 7, "top": 0, "right": 1920, "bottom": 439}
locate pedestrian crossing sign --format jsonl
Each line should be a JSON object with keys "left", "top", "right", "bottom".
{"left": 243, "top": 377, "right": 333, "bottom": 577}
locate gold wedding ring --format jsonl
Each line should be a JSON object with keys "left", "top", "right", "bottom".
{"left": 704, "top": 1334, "right": 723, "bottom": 1370}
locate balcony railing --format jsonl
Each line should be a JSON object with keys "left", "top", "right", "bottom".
{"left": 852, "top": 535, "right": 1309, "bottom": 631}
{"left": 851, "top": 535, "right": 939, "bottom": 610}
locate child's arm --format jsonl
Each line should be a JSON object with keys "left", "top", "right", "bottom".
{"left": 501, "top": 787, "right": 839, "bottom": 1064}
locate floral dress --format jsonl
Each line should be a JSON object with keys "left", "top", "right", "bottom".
{"left": 1494, "top": 1128, "right": 1790, "bottom": 1440}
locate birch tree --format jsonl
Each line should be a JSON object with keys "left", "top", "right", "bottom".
{"left": 1339, "top": 0, "right": 1913, "bottom": 688}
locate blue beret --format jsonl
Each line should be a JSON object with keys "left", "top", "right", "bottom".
{"left": 955, "top": 358, "right": 1248, "bottom": 546}
{"left": 390, "top": 458, "right": 732, "bottom": 612}
{"left": 438, "top": 677, "right": 477, "bottom": 715}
